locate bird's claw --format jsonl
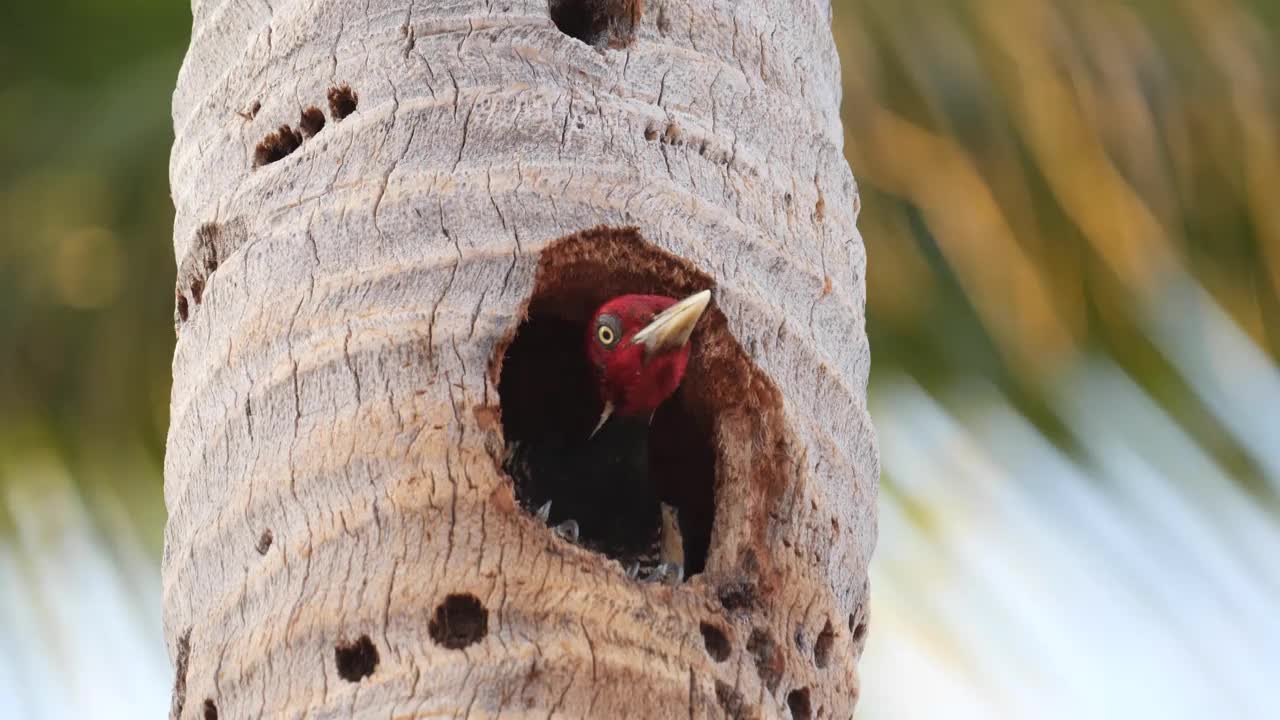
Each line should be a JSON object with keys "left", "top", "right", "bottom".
{"left": 665, "top": 563, "right": 685, "bottom": 584}
{"left": 552, "top": 519, "right": 579, "bottom": 544}
{"left": 624, "top": 562, "right": 641, "bottom": 579}
{"left": 535, "top": 500, "right": 552, "bottom": 523}
{"left": 641, "top": 562, "right": 684, "bottom": 585}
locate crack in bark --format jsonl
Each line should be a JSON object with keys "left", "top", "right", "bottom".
{"left": 454, "top": 98, "right": 476, "bottom": 172}
{"left": 546, "top": 665, "right": 578, "bottom": 720}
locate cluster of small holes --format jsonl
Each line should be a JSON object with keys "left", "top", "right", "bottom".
{"left": 699, "top": 622, "right": 731, "bottom": 662}
{"left": 641, "top": 121, "right": 723, "bottom": 161}
{"left": 253, "top": 86, "right": 353, "bottom": 168}
{"left": 334, "top": 635, "right": 379, "bottom": 682}
{"left": 786, "top": 687, "right": 812, "bottom": 720}
{"left": 428, "top": 593, "right": 488, "bottom": 649}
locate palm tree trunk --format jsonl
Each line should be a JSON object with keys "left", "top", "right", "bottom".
{"left": 164, "top": 0, "right": 876, "bottom": 717}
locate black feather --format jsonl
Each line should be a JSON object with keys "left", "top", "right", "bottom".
{"left": 506, "top": 414, "right": 662, "bottom": 561}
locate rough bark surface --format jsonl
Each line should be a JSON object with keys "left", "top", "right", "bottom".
{"left": 163, "top": 0, "right": 877, "bottom": 717}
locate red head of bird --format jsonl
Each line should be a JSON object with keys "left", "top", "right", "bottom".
{"left": 585, "top": 289, "right": 712, "bottom": 432}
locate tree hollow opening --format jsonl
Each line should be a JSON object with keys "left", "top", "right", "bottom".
{"left": 548, "top": 0, "right": 638, "bottom": 48}
{"left": 495, "top": 228, "right": 724, "bottom": 578}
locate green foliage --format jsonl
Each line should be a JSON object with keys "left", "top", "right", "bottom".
{"left": 1, "top": 0, "right": 189, "bottom": 536}
{"left": 838, "top": 0, "right": 1278, "bottom": 479}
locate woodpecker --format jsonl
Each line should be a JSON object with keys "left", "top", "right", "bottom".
{"left": 506, "top": 289, "right": 712, "bottom": 583}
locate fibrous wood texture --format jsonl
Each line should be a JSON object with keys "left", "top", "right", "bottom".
{"left": 164, "top": 0, "right": 877, "bottom": 717}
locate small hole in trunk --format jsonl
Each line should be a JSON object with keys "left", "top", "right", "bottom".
{"left": 334, "top": 635, "right": 378, "bottom": 681}
{"left": 299, "top": 106, "right": 326, "bottom": 137}
{"left": 786, "top": 687, "right": 811, "bottom": 720}
{"left": 255, "top": 529, "right": 273, "bottom": 555}
{"left": 700, "top": 622, "right": 731, "bottom": 661}
{"left": 253, "top": 125, "right": 302, "bottom": 167}
{"left": 429, "top": 593, "right": 489, "bottom": 649}
{"left": 327, "top": 84, "right": 358, "bottom": 120}
{"left": 813, "top": 619, "right": 834, "bottom": 668}
{"left": 852, "top": 616, "right": 868, "bottom": 644}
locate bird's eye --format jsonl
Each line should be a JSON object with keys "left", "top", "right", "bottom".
{"left": 595, "top": 315, "right": 621, "bottom": 348}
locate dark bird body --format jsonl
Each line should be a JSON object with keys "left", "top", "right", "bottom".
{"left": 506, "top": 415, "right": 659, "bottom": 560}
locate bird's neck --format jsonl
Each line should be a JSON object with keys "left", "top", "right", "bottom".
{"left": 596, "top": 412, "right": 652, "bottom": 437}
